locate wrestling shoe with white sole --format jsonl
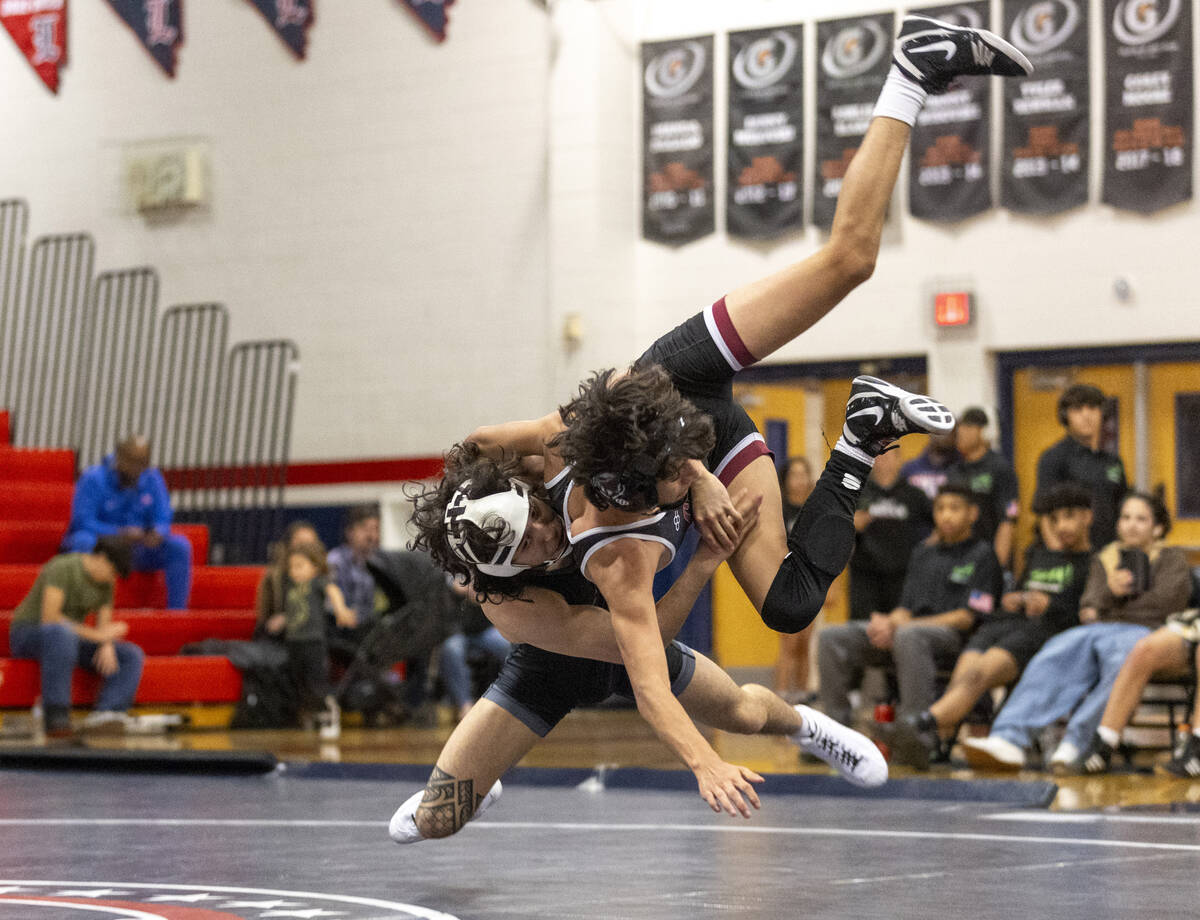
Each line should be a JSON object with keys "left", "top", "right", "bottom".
{"left": 894, "top": 15, "right": 1033, "bottom": 94}
{"left": 388, "top": 779, "right": 503, "bottom": 844}
{"left": 842, "top": 375, "right": 955, "bottom": 457}
{"left": 792, "top": 705, "right": 888, "bottom": 788}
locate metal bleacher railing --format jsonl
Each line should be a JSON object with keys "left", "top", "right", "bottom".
{"left": 0, "top": 198, "right": 297, "bottom": 564}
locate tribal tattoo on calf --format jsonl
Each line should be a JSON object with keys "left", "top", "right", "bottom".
{"left": 418, "top": 766, "right": 487, "bottom": 835}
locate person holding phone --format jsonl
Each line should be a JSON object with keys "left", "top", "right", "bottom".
{"left": 962, "top": 492, "right": 1192, "bottom": 772}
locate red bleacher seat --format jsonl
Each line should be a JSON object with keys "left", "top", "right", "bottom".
{"left": 0, "top": 446, "right": 74, "bottom": 483}
{"left": 0, "top": 483, "right": 73, "bottom": 521}
{"left": 0, "top": 610, "right": 257, "bottom": 656}
{"left": 0, "top": 563, "right": 263, "bottom": 610}
{"left": 0, "top": 410, "right": 8, "bottom": 446}
{"left": 0, "top": 522, "right": 208, "bottom": 566}
{"left": 0, "top": 655, "right": 242, "bottom": 706}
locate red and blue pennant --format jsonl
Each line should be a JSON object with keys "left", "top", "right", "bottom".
{"left": 399, "top": 0, "right": 455, "bottom": 43}
{"left": 243, "top": 0, "right": 313, "bottom": 60}
{"left": 0, "top": 0, "right": 68, "bottom": 93}
{"left": 104, "top": 0, "right": 184, "bottom": 77}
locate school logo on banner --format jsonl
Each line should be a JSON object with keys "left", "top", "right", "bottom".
{"left": 908, "top": 2, "right": 992, "bottom": 223}
{"left": 642, "top": 36, "right": 715, "bottom": 245}
{"left": 0, "top": 0, "right": 67, "bottom": 93}
{"left": 726, "top": 25, "right": 804, "bottom": 240}
{"left": 105, "top": 0, "right": 184, "bottom": 77}
{"left": 1101, "top": 0, "right": 1193, "bottom": 213}
{"left": 1001, "top": 0, "right": 1090, "bottom": 213}
{"left": 244, "top": 0, "right": 312, "bottom": 60}
{"left": 813, "top": 13, "right": 894, "bottom": 230}
{"left": 399, "top": 0, "right": 454, "bottom": 43}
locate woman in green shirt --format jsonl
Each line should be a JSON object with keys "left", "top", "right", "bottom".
{"left": 8, "top": 537, "right": 141, "bottom": 736}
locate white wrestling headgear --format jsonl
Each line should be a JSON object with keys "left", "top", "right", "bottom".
{"left": 443, "top": 479, "right": 533, "bottom": 578}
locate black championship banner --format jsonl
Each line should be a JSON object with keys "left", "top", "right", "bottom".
{"left": 726, "top": 25, "right": 804, "bottom": 239}
{"left": 400, "top": 0, "right": 454, "bottom": 43}
{"left": 244, "top": 0, "right": 313, "bottom": 60}
{"left": 908, "top": 3, "right": 991, "bottom": 222}
{"left": 1102, "top": 0, "right": 1193, "bottom": 213}
{"left": 105, "top": 0, "right": 183, "bottom": 77}
{"left": 813, "top": 13, "right": 893, "bottom": 230}
{"left": 1001, "top": 0, "right": 1089, "bottom": 214}
{"left": 642, "top": 36, "right": 714, "bottom": 245}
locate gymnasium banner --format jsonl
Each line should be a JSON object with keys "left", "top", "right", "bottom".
{"left": 907, "top": 2, "right": 991, "bottom": 223}
{"left": 813, "top": 12, "right": 894, "bottom": 230}
{"left": 1001, "top": 0, "right": 1089, "bottom": 214}
{"left": 642, "top": 35, "right": 715, "bottom": 245}
{"left": 0, "top": 0, "right": 67, "bottom": 93}
{"left": 399, "top": 0, "right": 454, "bottom": 43}
{"left": 1101, "top": 0, "right": 1192, "bottom": 213}
{"left": 243, "top": 0, "right": 313, "bottom": 60}
{"left": 104, "top": 0, "right": 183, "bottom": 77}
{"left": 726, "top": 24, "right": 804, "bottom": 240}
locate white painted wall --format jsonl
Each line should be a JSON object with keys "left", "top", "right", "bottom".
{"left": 0, "top": 0, "right": 552, "bottom": 462}
{"left": 2, "top": 0, "right": 1196, "bottom": 466}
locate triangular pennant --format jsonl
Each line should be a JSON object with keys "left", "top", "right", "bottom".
{"left": 399, "top": 0, "right": 454, "bottom": 43}
{"left": 104, "top": 0, "right": 183, "bottom": 77}
{"left": 0, "top": 0, "right": 67, "bottom": 93}
{"left": 244, "top": 0, "right": 313, "bottom": 60}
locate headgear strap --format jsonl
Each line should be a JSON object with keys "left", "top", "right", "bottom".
{"left": 443, "top": 479, "right": 532, "bottom": 578}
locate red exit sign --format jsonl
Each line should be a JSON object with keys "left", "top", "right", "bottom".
{"left": 934, "top": 291, "right": 972, "bottom": 327}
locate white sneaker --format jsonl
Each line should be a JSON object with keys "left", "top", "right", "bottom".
{"left": 318, "top": 695, "right": 341, "bottom": 741}
{"left": 792, "top": 705, "right": 888, "bottom": 788}
{"left": 961, "top": 735, "right": 1026, "bottom": 770}
{"left": 1048, "top": 740, "right": 1080, "bottom": 773}
{"left": 388, "top": 779, "right": 503, "bottom": 844}
{"left": 79, "top": 711, "right": 133, "bottom": 734}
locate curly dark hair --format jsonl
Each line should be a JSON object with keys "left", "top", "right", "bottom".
{"left": 407, "top": 441, "right": 547, "bottom": 604}
{"left": 549, "top": 366, "right": 715, "bottom": 511}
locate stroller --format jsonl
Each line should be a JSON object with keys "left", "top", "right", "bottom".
{"left": 332, "top": 549, "right": 461, "bottom": 726}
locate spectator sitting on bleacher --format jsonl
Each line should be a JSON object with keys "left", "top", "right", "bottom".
{"left": 818, "top": 484, "right": 1003, "bottom": 728}
{"left": 891, "top": 483, "right": 1094, "bottom": 769}
{"left": 963, "top": 491, "right": 1192, "bottom": 772}
{"left": 327, "top": 504, "right": 383, "bottom": 655}
{"left": 255, "top": 520, "right": 320, "bottom": 638}
{"left": 1077, "top": 589, "right": 1200, "bottom": 774}
{"left": 260, "top": 539, "right": 357, "bottom": 738}
{"left": 947, "top": 407, "right": 1020, "bottom": 572}
{"left": 61, "top": 435, "right": 192, "bottom": 610}
{"left": 8, "top": 536, "right": 143, "bottom": 736}
{"left": 439, "top": 582, "right": 512, "bottom": 721}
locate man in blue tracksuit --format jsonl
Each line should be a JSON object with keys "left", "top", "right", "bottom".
{"left": 62, "top": 435, "right": 192, "bottom": 610}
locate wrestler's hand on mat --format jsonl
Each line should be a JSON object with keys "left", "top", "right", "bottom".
{"left": 693, "top": 490, "right": 761, "bottom": 569}
{"left": 690, "top": 471, "right": 741, "bottom": 553}
{"left": 694, "top": 756, "right": 764, "bottom": 818}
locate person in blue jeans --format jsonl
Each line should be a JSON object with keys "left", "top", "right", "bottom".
{"left": 62, "top": 435, "right": 192, "bottom": 610}
{"left": 440, "top": 588, "right": 512, "bottom": 720}
{"left": 8, "top": 537, "right": 144, "bottom": 736}
{"left": 963, "top": 492, "right": 1192, "bottom": 772}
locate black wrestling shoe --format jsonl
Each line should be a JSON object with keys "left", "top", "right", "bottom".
{"left": 890, "top": 711, "right": 942, "bottom": 771}
{"left": 894, "top": 15, "right": 1032, "bottom": 94}
{"left": 1158, "top": 733, "right": 1200, "bottom": 779}
{"left": 1078, "top": 733, "right": 1115, "bottom": 775}
{"left": 842, "top": 376, "right": 955, "bottom": 457}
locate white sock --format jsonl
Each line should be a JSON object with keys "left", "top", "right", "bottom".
{"left": 793, "top": 704, "right": 817, "bottom": 741}
{"left": 871, "top": 66, "right": 928, "bottom": 127}
{"left": 388, "top": 790, "right": 425, "bottom": 844}
{"left": 1097, "top": 725, "right": 1120, "bottom": 748}
{"left": 1192, "top": 727, "right": 1200, "bottom": 740}
{"left": 832, "top": 436, "right": 875, "bottom": 471}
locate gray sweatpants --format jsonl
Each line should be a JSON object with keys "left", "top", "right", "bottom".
{"left": 817, "top": 620, "right": 966, "bottom": 724}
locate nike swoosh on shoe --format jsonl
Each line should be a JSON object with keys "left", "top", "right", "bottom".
{"left": 910, "top": 40, "right": 956, "bottom": 61}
